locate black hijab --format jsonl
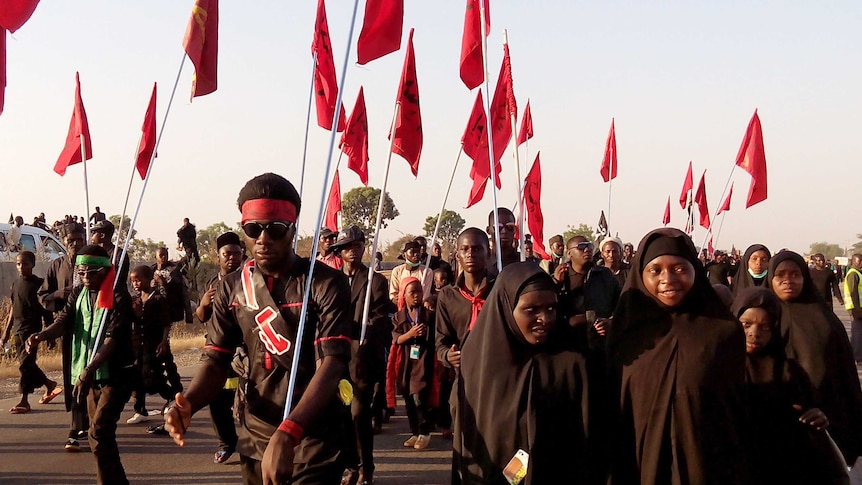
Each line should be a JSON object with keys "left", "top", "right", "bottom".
{"left": 767, "top": 250, "right": 862, "bottom": 462}
{"left": 731, "top": 244, "right": 771, "bottom": 297}
{"left": 732, "top": 287, "right": 784, "bottom": 384}
{"left": 457, "top": 262, "right": 589, "bottom": 484}
{"left": 608, "top": 228, "right": 748, "bottom": 485}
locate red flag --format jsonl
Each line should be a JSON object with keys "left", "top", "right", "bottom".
{"left": 462, "top": 92, "right": 500, "bottom": 208}
{"left": 324, "top": 169, "right": 341, "bottom": 232}
{"left": 0, "top": 0, "right": 40, "bottom": 33}
{"left": 600, "top": 118, "right": 617, "bottom": 182}
{"left": 663, "top": 196, "right": 671, "bottom": 226}
{"left": 182, "top": 0, "right": 218, "bottom": 99}
{"left": 390, "top": 28, "right": 422, "bottom": 176}
{"left": 517, "top": 99, "right": 533, "bottom": 146}
{"left": 735, "top": 110, "right": 767, "bottom": 208}
{"left": 694, "top": 170, "right": 710, "bottom": 229}
{"left": 136, "top": 83, "right": 157, "bottom": 179}
{"left": 357, "top": 0, "right": 403, "bottom": 65}
{"left": 311, "top": 0, "right": 346, "bottom": 131}
{"left": 54, "top": 72, "right": 93, "bottom": 176}
{"left": 0, "top": 0, "right": 40, "bottom": 116}
{"left": 340, "top": 86, "right": 369, "bottom": 185}
{"left": 717, "top": 183, "right": 733, "bottom": 215}
{"left": 502, "top": 43, "right": 516, "bottom": 118}
{"left": 679, "top": 161, "right": 693, "bottom": 209}
{"left": 523, "top": 152, "right": 549, "bottom": 260}
{"left": 459, "top": 0, "right": 490, "bottom": 90}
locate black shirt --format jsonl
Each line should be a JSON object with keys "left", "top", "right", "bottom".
{"left": 10, "top": 274, "right": 49, "bottom": 335}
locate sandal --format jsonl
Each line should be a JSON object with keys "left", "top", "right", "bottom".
{"left": 9, "top": 405, "right": 31, "bottom": 414}
{"left": 39, "top": 386, "right": 63, "bottom": 404}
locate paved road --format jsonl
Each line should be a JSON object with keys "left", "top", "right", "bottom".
{"left": 0, "top": 366, "right": 451, "bottom": 484}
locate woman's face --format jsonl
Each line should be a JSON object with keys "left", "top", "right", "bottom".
{"left": 740, "top": 307, "right": 772, "bottom": 354}
{"left": 771, "top": 260, "right": 804, "bottom": 302}
{"left": 513, "top": 289, "right": 557, "bottom": 345}
{"left": 642, "top": 255, "right": 696, "bottom": 307}
{"left": 749, "top": 249, "right": 770, "bottom": 275}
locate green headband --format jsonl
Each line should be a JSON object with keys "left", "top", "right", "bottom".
{"left": 75, "top": 255, "right": 111, "bottom": 268}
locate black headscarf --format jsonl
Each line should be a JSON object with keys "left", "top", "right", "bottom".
{"left": 457, "top": 262, "right": 589, "bottom": 484}
{"left": 767, "top": 250, "right": 862, "bottom": 462}
{"left": 731, "top": 244, "right": 771, "bottom": 298}
{"left": 608, "top": 228, "right": 749, "bottom": 485}
{"left": 732, "top": 287, "right": 784, "bottom": 384}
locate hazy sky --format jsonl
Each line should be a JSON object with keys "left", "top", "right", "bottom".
{"left": 1, "top": 1, "right": 860, "bottom": 257}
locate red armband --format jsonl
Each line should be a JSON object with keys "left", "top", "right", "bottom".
{"left": 277, "top": 419, "right": 304, "bottom": 443}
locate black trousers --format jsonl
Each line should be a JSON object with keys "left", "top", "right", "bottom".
{"left": 239, "top": 454, "right": 344, "bottom": 485}
{"left": 403, "top": 391, "right": 433, "bottom": 436}
{"left": 210, "top": 388, "right": 238, "bottom": 452}
{"left": 346, "top": 379, "right": 376, "bottom": 473}
{"left": 851, "top": 316, "right": 862, "bottom": 361}
{"left": 12, "top": 332, "right": 50, "bottom": 395}
{"left": 87, "top": 383, "right": 132, "bottom": 485}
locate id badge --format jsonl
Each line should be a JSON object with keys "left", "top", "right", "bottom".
{"left": 502, "top": 449, "right": 529, "bottom": 484}
{"left": 409, "top": 344, "right": 421, "bottom": 360}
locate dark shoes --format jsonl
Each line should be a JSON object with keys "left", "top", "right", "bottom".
{"left": 146, "top": 424, "right": 168, "bottom": 435}
{"left": 64, "top": 438, "right": 80, "bottom": 452}
{"left": 341, "top": 468, "right": 373, "bottom": 485}
{"left": 213, "top": 449, "right": 234, "bottom": 464}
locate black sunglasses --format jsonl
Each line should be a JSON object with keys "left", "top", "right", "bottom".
{"left": 242, "top": 221, "right": 294, "bottom": 240}
{"left": 569, "top": 242, "right": 594, "bottom": 251}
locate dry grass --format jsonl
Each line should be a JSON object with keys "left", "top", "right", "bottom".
{"left": 0, "top": 297, "right": 207, "bottom": 379}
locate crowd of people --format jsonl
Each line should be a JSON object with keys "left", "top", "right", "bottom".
{"left": 2, "top": 171, "right": 862, "bottom": 485}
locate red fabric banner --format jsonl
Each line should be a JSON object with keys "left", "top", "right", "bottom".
{"left": 136, "top": 83, "right": 157, "bottom": 179}
{"left": 695, "top": 170, "right": 710, "bottom": 229}
{"left": 517, "top": 99, "right": 533, "bottom": 146}
{"left": 182, "top": 0, "right": 218, "bottom": 99}
{"left": 600, "top": 118, "right": 617, "bottom": 183}
{"left": 717, "top": 183, "right": 733, "bottom": 215}
{"left": 735, "top": 110, "right": 767, "bottom": 208}
{"left": 459, "top": 0, "right": 489, "bottom": 90}
{"left": 54, "top": 72, "right": 93, "bottom": 176}
{"left": 340, "top": 86, "right": 369, "bottom": 185}
{"left": 311, "top": 0, "right": 346, "bottom": 131}
{"left": 390, "top": 28, "right": 422, "bottom": 176}
{"left": 0, "top": 0, "right": 40, "bottom": 33}
{"left": 357, "top": 0, "right": 403, "bottom": 65}
{"left": 324, "top": 169, "right": 341, "bottom": 232}
{"left": 663, "top": 196, "right": 671, "bottom": 226}
{"left": 523, "top": 152, "right": 549, "bottom": 260}
{"left": 679, "top": 161, "right": 693, "bottom": 209}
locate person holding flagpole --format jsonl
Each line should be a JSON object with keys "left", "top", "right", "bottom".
{"left": 164, "top": 173, "right": 354, "bottom": 485}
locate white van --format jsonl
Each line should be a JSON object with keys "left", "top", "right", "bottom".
{"left": 0, "top": 223, "right": 67, "bottom": 262}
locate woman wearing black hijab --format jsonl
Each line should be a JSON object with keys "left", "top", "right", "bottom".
{"left": 768, "top": 250, "right": 862, "bottom": 464}
{"left": 607, "top": 228, "right": 749, "bottom": 485}
{"left": 457, "top": 262, "right": 590, "bottom": 484}
{"left": 733, "top": 287, "right": 849, "bottom": 485}
{"left": 731, "top": 244, "right": 771, "bottom": 297}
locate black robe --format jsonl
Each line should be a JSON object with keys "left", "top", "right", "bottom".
{"left": 767, "top": 251, "right": 862, "bottom": 464}
{"left": 733, "top": 287, "right": 849, "bottom": 485}
{"left": 731, "top": 244, "right": 771, "bottom": 298}
{"left": 457, "top": 263, "right": 590, "bottom": 485}
{"left": 607, "top": 228, "right": 749, "bottom": 485}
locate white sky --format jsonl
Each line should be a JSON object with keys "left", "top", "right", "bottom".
{"left": 1, "top": 1, "right": 860, "bottom": 257}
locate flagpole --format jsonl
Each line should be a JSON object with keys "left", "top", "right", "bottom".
{"left": 714, "top": 211, "right": 728, "bottom": 248}
{"left": 502, "top": 30, "right": 525, "bottom": 263}
{"left": 479, "top": 1, "right": 502, "bottom": 271}
{"left": 116, "top": 135, "right": 144, "bottom": 263}
{"left": 286, "top": 0, "right": 360, "bottom": 419}
{"left": 88, "top": 54, "right": 187, "bottom": 368}
{"left": 698, "top": 165, "right": 736, "bottom": 253}
{"left": 423, "top": 146, "right": 465, "bottom": 273}
{"left": 607, "top": 176, "right": 612, "bottom": 235}
{"left": 360, "top": 103, "right": 400, "bottom": 344}
{"left": 81, "top": 134, "right": 91, "bottom": 242}
{"left": 294, "top": 51, "right": 319, "bottom": 248}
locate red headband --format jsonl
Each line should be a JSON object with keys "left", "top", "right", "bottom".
{"left": 241, "top": 199, "right": 298, "bottom": 224}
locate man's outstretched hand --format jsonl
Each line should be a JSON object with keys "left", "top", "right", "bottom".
{"left": 164, "top": 393, "right": 192, "bottom": 446}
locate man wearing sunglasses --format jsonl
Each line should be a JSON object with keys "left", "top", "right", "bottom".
{"left": 554, "top": 236, "right": 621, "bottom": 349}
{"left": 164, "top": 173, "right": 353, "bottom": 485}
{"left": 485, "top": 208, "right": 520, "bottom": 273}
{"left": 28, "top": 244, "right": 135, "bottom": 484}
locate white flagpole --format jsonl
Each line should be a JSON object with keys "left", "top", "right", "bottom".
{"left": 423, "top": 146, "right": 465, "bottom": 274}
{"left": 714, "top": 211, "right": 728, "bottom": 249}
{"left": 479, "top": 1, "right": 502, "bottom": 271}
{"left": 81, "top": 134, "right": 91, "bottom": 242}
{"left": 115, "top": 135, "right": 144, "bottom": 264}
{"left": 698, "top": 165, "right": 736, "bottom": 252}
{"left": 294, "top": 51, "right": 319, "bottom": 248}
{"left": 285, "top": 0, "right": 361, "bottom": 418}
{"left": 88, "top": 54, "right": 187, "bottom": 366}
{"left": 359, "top": 103, "right": 400, "bottom": 344}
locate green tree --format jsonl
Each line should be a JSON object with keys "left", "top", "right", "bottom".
{"left": 423, "top": 209, "right": 466, "bottom": 256}
{"left": 196, "top": 222, "right": 237, "bottom": 262}
{"left": 341, "top": 186, "right": 399, "bottom": 240}
{"left": 383, "top": 234, "right": 416, "bottom": 262}
{"left": 562, "top": 224, "right": 596, "bottom": 245}
{"left": 808, "top": 242, "right": 843, "bottom": 261}
{"left": 108, "top": 214, "right": 136, "bottom": 249}
{"left": 128, "top": 238, "right": 166, "bottom": 262}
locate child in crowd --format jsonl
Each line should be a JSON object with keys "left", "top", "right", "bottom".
{"left": 2, "top": 251, "right": 61, "bottom": 414}
{"left": 389, "top": 277, "right": 436, "bottom": 450}
{"left": 126, "top": 265, "right": 182, "bottom": 427}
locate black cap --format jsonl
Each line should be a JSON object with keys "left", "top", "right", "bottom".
{"left": 91, "top": 220, "right": 115, "bottom": 234}
{"left": 320, "top": 227, "right": 337, "bottom": 239}
{"left": 216, "top": 232, "right": 241, "bottom": 250}
{"left": 328, "top": 225, "right": 365, "bottom": 255}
